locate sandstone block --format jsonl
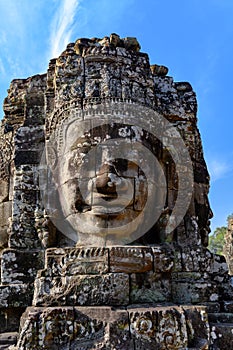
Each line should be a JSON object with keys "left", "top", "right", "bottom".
{"left": 17, "top": 306, "right": 133, "bottom": 350}
{"left": 109, "top": 33, "right": 121, "bottom": 47}
{"left": 123, "top": 37, "right": 141, "bottom": 52}
{"left": 0, "top": 284, "right": 32, "bottom": 308}
{"left": 14, "top": 150, "right": 43, "bottom": 166}
{"left": 73, "top": 307, "right": 132, "bottom": 350}
{"left": 150, "top": 64, "right": 169, "bottom": 76}
{"left": 171, "top": 272, "right": 219, "bottom": 304}
{"left": 45, "top": 247, "right": 109, "bottom": 276}
{"left": 14, "top": 126, "right": 44, "bottom": 151}
{"left": 109, "top": 246, "right": 153, "bottom": 273}
{"left": 0, "top": 307, "right": 24, "bottom": 333}
{"left": 0, "top": 201, "right": 12, "bottom": 227}
{"left": 14, "top": 165, "right": 39, "bottom": 191}
{"left": 33, "top": 273, "right": 129, "bottom": 306}
{"left": 0, "top": 332, "right": 18, "bottom": 348}
{"left": 129, "top": 308, "right": 159, "bottom": 349}
{"left": 156, "top": 306, "right": 188, "bottom": 349}
{"left": 130, "top": 271, "right": 171, "bottom": 303}
{"left": 18, "top": 306, "right": 74, "bottom": 349}
{"left": 152, "top": 245, "right": 174, "bottom": 272}
{"left": 183, "top": 306, "right": 209, "bottom": 348}
{"left": 175, "top": 82, "right": 193, "bottom": 92}
{"left": 179, "top": 246, "right": 213, "bottom": 272}
{"left": 128, "top": 305, "right": 209, "bottom": 349}
{"left": 1, "top": 249, "right": 44, "bottom": 284}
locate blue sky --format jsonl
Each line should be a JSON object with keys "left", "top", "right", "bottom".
{"left": 0, "top": 0, "right": 233, "bottom": 232}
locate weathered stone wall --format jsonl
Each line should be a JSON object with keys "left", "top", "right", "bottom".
{"left": 44, "top": 34, "right": 211, "bottom": 249}
{"left": 1, "top": 34, "right": 212, "bottom": 252}
{"left": 16, "top": 305, "right": 209, "bottom": 349}
{"left": 0, "top": 34, "right": 232, "bottom": 349}
{"left": 0, "top": 75, "right": 48, "bottom": 336}
{"left": 223, "top": 218, "right": 233, "bottom": 275}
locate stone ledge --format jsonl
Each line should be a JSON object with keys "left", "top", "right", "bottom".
{"left": 45, "top": 247, "right": 109, "bottom": 276}
{"left": 109, "top": 246, "right": 153, "bottom": 273}
{"left": 44, "top": 245, "right": 174, "bottom": 277}
{"left": 208, "top": 312, "right": 233, "bottom": 323}
{"left": 14, "top": 305, "right": 209, "bottom": 350}
{"left": 33, "top": 273, "right": 130, "bottom": 307}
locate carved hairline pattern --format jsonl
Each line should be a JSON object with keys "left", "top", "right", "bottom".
{"left": 46, "top": 97, "right": 157, "bottom": 139}
{"left": 46, "top": 97, "right": 159, "bottom": 157}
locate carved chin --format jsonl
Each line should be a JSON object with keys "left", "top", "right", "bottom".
{"left": 66, "top": 207, "right": 144, "bottom": 239}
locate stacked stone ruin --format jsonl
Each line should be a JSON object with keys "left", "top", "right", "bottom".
{"left": 0, "top": 34, "right": 233, "bottom": 349}
{"left": 223, "top": 217, "right": 233, "bottom": 276}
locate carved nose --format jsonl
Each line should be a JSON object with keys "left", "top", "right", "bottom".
{"left": 95, "top": 164, "right": 118, "bottom": 195}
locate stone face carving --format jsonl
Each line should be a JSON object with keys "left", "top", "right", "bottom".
{"left": 43, "top": 106, "right": 171, "bottom": 246}
{"left": 54, "top": 122, "right": 149, "bottom": 244}
{"left": 0, "top": 34, "right": 233, "bottom": 349}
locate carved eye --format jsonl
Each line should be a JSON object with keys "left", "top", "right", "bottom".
{"left": 71, "top": 135, "right": 93, "bottom": 150}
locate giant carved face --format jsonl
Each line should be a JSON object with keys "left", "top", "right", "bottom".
{"left": 41, "top": 102, "right": 193, "bottom": 246}
{"left": 53, "top": 121, "right": 165, "bottom": 245}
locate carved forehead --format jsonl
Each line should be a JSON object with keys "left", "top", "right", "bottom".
{"left": 61, "top": 121, "right": 147, "bottom": 153}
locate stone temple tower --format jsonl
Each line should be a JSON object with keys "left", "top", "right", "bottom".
{"left": 0, "top": 34, "right": 233, "bottom": 349}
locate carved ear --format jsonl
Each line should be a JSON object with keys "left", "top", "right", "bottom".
{"left": 46, "top": 144, "right": 58, "bottom": 171}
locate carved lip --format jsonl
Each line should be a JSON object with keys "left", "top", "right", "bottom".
{"left": 90, "top": 205, "right": 124, "bottom": 215}
{"left": 93, "top": 193, "right": 118, "bottom": 201}
{"left": 91, "top": 193, "right": 133, "bottom": 208}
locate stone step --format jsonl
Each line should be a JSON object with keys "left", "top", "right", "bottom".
{"left": 210, "top": 323, "right": 233, "bottom": 350}
{"left": 208, "top": 312, "right": 233, "bottom": 323}
{"left": 15, "top": 305, "right": 210, "bottom": 349}
{"left": 0, "top": 332, "right": 18, "bottom": 349}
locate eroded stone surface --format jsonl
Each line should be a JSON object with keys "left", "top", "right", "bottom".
{"left": 109, "top": 246, "right": 153, "bottom": 273}
{"left": 15, "top": 306, "right": 209, "bottom": 350}
{"left": 1, "top": 249, "right": 44, "bottom": 284}
{"left": 33, "top": 273, "right": 130, "bottom": 307}
{"left": 0, "top": 33, "right": 232, "bottom": 348}
{"left": 45, "top": 247, "right": 109, "bottom": 276}
{"left": 130, "top": 271, "right": 171, "bottom": 303}
{"left": 16, "top": 306, "right": 132, "bottom": 350}
{"left": 0, "top": 33, "right": 212, "bottom": 249}
{"left": 223, "top": 217, "right": 233, "bottom": 275}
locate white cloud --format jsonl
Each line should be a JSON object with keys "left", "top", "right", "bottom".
{"left": 50, "top": 0, "right": 80, "bottom": 59}
{"left": 208, "top": 159, "right": 230, "bottom": 182}
{"left": 0, "top": 58, "right": 5, "bottom": 75}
